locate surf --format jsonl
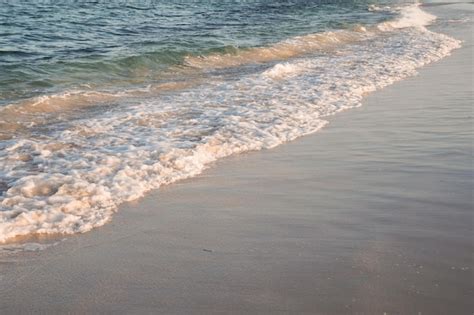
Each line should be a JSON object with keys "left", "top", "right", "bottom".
{"left": 0, "top": 4, "right": 462, "bottom": 245}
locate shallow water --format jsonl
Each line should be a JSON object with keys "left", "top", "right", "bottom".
{"left": 0, "top": 1, "right": 393, "bottom": 105}
{"left": 0, "top": 1, "right": 468, "bottom": 243}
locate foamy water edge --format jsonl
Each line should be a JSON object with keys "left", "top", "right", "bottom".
{"left": 0, "top": 4, "right": 462, "bottom": 246}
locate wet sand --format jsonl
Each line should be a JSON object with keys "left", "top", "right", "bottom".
{"left": 1, "top": 3, "right": 472, "bottom": 314}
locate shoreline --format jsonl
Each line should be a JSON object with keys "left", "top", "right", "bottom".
{"left": 0, "top": 3, "right": 463, "bottom": 244}
{"left": 1, "top": 3, "right": 472, "bottom": 314}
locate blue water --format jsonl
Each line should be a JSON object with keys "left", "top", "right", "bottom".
{"left": 0, "top": 1, "right": 397, "bottom": 106}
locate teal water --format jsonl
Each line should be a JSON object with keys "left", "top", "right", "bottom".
{"left": 0, "top": 1, "right": 396, "bottom": 106}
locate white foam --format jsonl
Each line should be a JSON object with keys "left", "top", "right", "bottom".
{"left": 368, "top": 4, "right": 392, "bottom": 12}
{"left": 0, "top": 5, "right": 462, "bottom": 244}
{"left": 378, "top": 4, "right": 437, "bottom": 31}
{"left": 262, "top": 62, "right": 307, "bottom": 80}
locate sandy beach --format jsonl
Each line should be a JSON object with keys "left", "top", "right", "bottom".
{"left": 0, "top": 2, "right": 472, "bottom": 314}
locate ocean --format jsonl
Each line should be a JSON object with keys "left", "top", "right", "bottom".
{"left": 0, "top": 1, "right": 463, "bottom": 243}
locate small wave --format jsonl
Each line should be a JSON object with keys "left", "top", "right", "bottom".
{"left": 262, "top": 62, "right": 308, "bottom": 80}
{"left": 184, "top": 29, "right": 369, "bottom": 69}
{"left": 377, "top": 4, "right": 437, "bottom": 31}
{"left": 0, "top": 81, "right": 198, "bottom": 140}
{"left": 0, "top": 91, "right": 123, "bottom": 140}
{"left": 183, "top": 4, "right": 437, "bottom": 70}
